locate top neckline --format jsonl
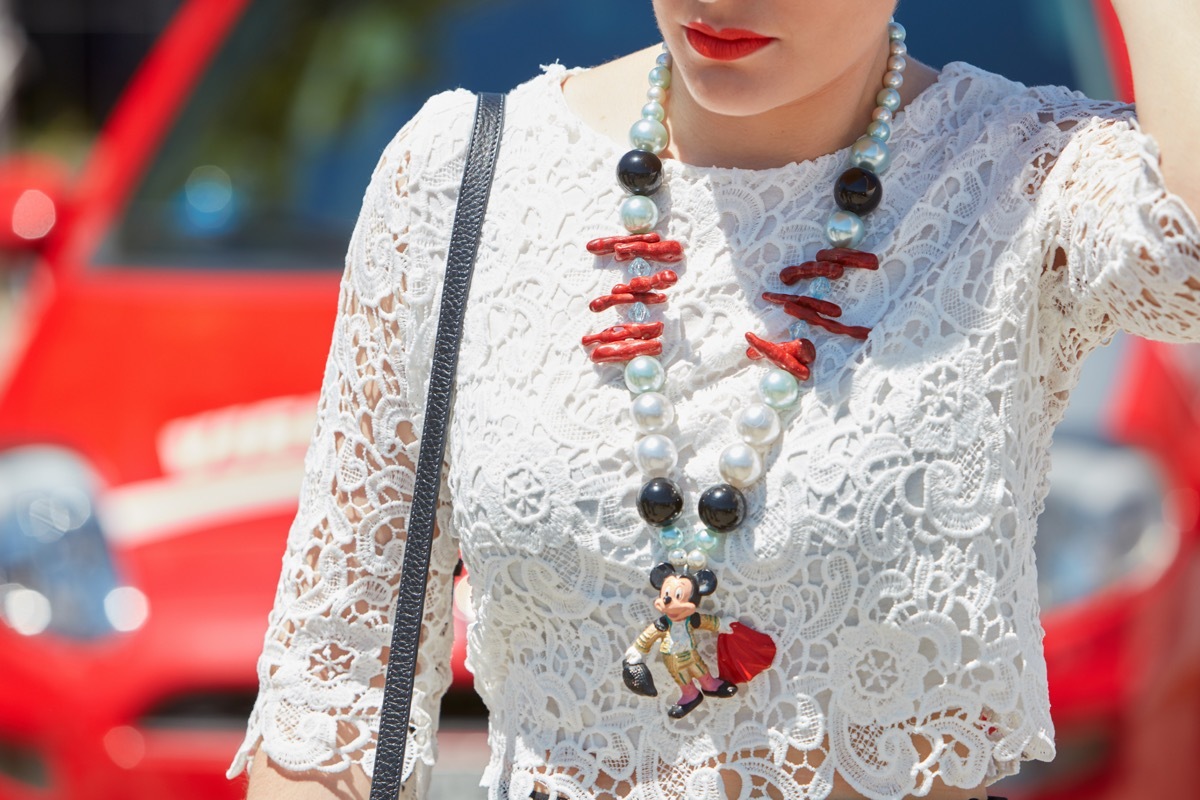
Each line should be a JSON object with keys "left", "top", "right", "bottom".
{"left": 540, "top": 60, "right": 967, "bottom": 182}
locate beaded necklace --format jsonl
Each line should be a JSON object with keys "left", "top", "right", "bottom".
{"left": 582, "top": 20, "right": 908, "bottom": 720}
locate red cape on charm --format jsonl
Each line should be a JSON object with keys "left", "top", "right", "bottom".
{"left": 717, "top": 622, "right": 776, "bottom": 684}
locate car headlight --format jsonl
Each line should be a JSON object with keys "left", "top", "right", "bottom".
{"left": 1035, "top": 434, "right": 1179, "bottom": 611}
{"left": 0, "top": 445, "right": 148, "bottom": 638}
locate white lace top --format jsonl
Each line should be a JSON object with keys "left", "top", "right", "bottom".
{"left": 228, "top": 60, "right": 1200, "bottom": 800}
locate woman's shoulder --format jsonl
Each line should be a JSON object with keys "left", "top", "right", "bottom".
{"left": 926, "top": 60, "right": 1137, "bottom": 142}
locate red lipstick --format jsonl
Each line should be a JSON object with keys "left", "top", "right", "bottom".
{"left": 684, "top": 22, "right": 774, "bottom": 62}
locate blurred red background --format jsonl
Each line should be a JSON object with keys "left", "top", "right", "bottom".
{"left": 0, "top": 2, "right": 1196, "bottom": 799}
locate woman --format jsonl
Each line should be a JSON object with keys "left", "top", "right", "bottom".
{"left": 231, "top": 0, "right": 1200, "bottom": 798}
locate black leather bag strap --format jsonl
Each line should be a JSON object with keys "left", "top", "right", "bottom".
{"left": 370, "top": 90, "right": 504, "bottom": 800}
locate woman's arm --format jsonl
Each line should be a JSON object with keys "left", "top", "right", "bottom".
{"left": 231, "top": 88, "right": 480, "bottom": 799}
{"left": 1110, "top": 0, "right": 1200, "bottom": 217}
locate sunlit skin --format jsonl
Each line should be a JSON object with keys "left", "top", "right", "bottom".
{"left": 246, "top": 1, "right": 1199, "bottom": 798}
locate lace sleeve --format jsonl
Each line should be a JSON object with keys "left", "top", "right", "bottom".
{"left": 1038, "top": 105, "right": 1200, "bottom": 344}
{"left": 226, "top": 92, "right": 472, "bottom": 797}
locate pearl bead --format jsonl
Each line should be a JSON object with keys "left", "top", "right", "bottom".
{"left": 834, "top": 166, "right": 883, "bottom": 215}
{"left": 617, "top": 149, "right": 664, "bottom": 196}
{"left": 876, "top": 88, "right": 901, "bottom": 112}
{"left": 634, "top": 434, "right": 678, "bottom": 477}
{"left": 809, "top": 276, "right": 833, "bottom": 299}
{"left": 631, "top": 391, "right": 675, "bottom": 433}
{"left": 849, "top": 135, "right": 892, "bottom": 174}
{"left": 625, "top": 355, "right": 666, "bottom": 394}
{"left": 686, "top": 550, "right": 708, "bottom": 571}
{"left": 659, "top": 526, "right": 683, "bottom": 549}
{"left": 888, "top": 21, "right": 906, "bottom": 41}
{"left": 759, "top": 369, "right": 801, "bottom": 409}
{"left": 646, "top": 85, "right": 667, "bottom": 103}
{"left": 826, "top": 209, "right": 866, "bottom": 249}
{"left": 669, "top": 548, "right": 688, "bottom": 567}
{"left": 890, "top": 40, "right": 908, "bottom": 57}
{"left": 637, "top": 477, "right": 684, "bottom": 526}
{"left": 883, "top": 70, "right": 904, "bottom": 89}
{"left": 629, "top": 118, "right": 668, "bottom": 154}
{"left": 888, "top": 55, "right": 907, "bottom": 72}
{"left": 648, "top": 66, "right": 672, "bottom": 89}
{"left": 656, "top": 52, "right": 672, "bottom": 68}
{"left": 620, "top": 195, "right": 659, "bottom": 233}
{"left": 697, "top": 484, "right": 746, "bottom": 532}
{"left": 642, "top": 101, "right": 665, "bottom": 122}
{"left": 692, "top": 528, "right": 720, "bottom": 552}
{"left": 872, "top": 106, "right": 894, "bottom": 124}
{"left": 736, "top": 403, "right": 782, "bottom": 447}
{"left": 718, "top": 443, "right": 764, "bottom": 488}
{"left": 867, "top": 120, "right": 892, "bottom": 142}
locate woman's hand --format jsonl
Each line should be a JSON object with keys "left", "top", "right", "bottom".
{"left": 244, "top": 748, "right": 373, "bottom": 800}
{"left": 1110, "top": 0, "right": 1200, "bottom": 218}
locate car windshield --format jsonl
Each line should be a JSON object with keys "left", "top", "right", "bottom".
{"left": 91, "top": 0, "right": 1111, "bottom": 271}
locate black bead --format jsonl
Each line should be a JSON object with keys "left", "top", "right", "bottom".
{"left": 637, "top": 478, "right": 684, "bottom": 527}
{"left": 833, "top": 167, "right": 883, "bottom": 216}
{"left": 618, "top": 149, "right": 664, "bottom": 196}
{"left": 697, "top": 484, "right": 746, "bottom": 533}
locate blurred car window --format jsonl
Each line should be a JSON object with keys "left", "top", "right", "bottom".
{"left": 91, "top": 0, "right": 659, "bottom": 271}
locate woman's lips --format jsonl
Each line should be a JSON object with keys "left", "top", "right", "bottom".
{"left": 684, "top": 23, "right": 774, "bottom": 62}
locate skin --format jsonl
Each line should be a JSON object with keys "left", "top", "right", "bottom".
{"left": 245, "top": 2, "right": 1197, "bottom": 798}
{"left": 1109, "top": 0, "right": 1200, "bottom": 221}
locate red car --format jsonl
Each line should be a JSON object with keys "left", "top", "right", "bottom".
{"left": 0, "top": 1, "right": 1195, "bottom": 799}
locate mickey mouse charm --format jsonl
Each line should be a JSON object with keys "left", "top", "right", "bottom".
{"left": 622, "top": 563, "right": 740, "bottom": 718}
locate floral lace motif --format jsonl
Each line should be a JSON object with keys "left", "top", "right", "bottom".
{"left": 229, "top": 60, "right": 1200, "bottom": 799}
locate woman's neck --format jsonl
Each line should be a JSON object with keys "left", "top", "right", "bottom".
{"left": 560, "top": 44, "right": 941, "bottom": 171}
{"left": 661, "top": 42, "right": 940, "bottom": 170}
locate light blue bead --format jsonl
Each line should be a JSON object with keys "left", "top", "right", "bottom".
{"left": 648, "top": 66, "right": 672, "bottom": 89}
{"left": 789, "top": 320, "right": 811, "bottom": 341}
{"left": 867, "top": 120, "right": 892, "bottom": 142}
{"left": 659, "top": 526, "right": 683, "bottom": 549}
{"left": 621, "top": 195, "right": 659, "bottom": 234}
{"left": 625, "top": 355, "right": 666, "bottom": 394}
{"left": 808, "top": 277, "right": 833, "bottom": 299}
{"left": 629, "top": 302, "right": 649, "bottom": 323}
{"left": 826, "top": 210, "right": 866, "bottom": 249}
{"left": 642, "top": 101, "right": 665, "bottom": 122}
{"left": 627, "top": 257, "right": 653, "bottom": 278}
{"left": 876, "top": 88, "right": 901, "bottom": 112}
{"left": 692, "top": 528, "right": 719, "bottom": 553}
{"left": 849, "top": 135, "right": 891, "bottom": 174}
{"left": 759, "top": 369, "right": 801, "bottom": 409}
{"left": 630, "top": 118, "right": 668, "bottom": 154}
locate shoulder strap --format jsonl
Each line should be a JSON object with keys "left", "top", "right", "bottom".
{"left": 371, "top": 90, "right": 505, "bottom": 800}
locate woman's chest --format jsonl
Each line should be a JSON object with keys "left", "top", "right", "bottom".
{"left": 442, "top": 164, "right": 1041, "bottom": 571}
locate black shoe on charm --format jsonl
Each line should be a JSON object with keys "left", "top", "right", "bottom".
{"left": 702, "top": 679, "right": 738, "bottom": 698}
{"left": 667, "top": 692, "right": 704, "bottom": 718}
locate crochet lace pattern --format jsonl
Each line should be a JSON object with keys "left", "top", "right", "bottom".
{"left": 228, "top": 60, "right": 1200, "bottom": 799}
